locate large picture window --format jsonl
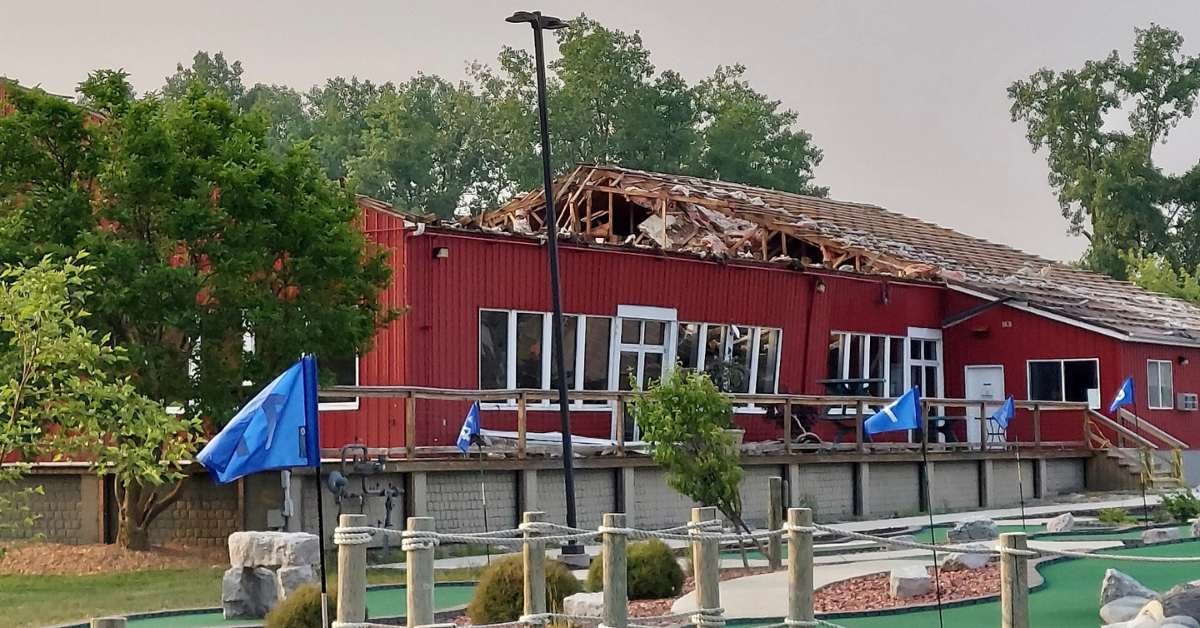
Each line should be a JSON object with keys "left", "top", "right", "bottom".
{"left": 480, "top": 309, "right": 612, "bottom": 395}
{"left": 320, "top": 356, "right": 360, "bottom": 411}
{"left": 1148, "top": 360, "right": 1174, "bottom": 410}
{"left": 675, "top": 322, "right": 781, "bottom": 394}
{"left": 1027, "top": 358, "right": 1100, "bottom": 408}
{"left": 826, "top": 332, "right": 908, "bottom": 397}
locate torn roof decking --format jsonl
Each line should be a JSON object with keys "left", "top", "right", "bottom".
{"left": 447, "top": 164, "right": 1200, "bottom": 347}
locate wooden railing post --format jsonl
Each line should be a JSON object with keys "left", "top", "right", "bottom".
{"left": 517, "top": 393, "right": 528, "bottom": 460}
{"left": 768, "top": 477, "right": 784, "bottom": 571}
{"left": 690, "top": 507, "right": 722, "bottom": 619}
{"left": 337, "top": 513, "right": 368, "bottom": 627}
{"left": 978, "top": 402, "right": 988, "bottom": 451}
{"left": 1033, "top": 404, "right": 1042, "bottom": 451}
{"left": 602, "top": 513, "right": 629, "bottom": 628}
{"left": 1000, "top": 532, "right": 1030, "bottom": 628}
{"left": 787, "top": 508, "right": 815, "bottom": 628}
{"left": 91, "top": 619, "right": 127, "bottom": 628}
{"left": 615, "top": 396, "right": 626, "bottom": 457}
{"left": 783, "top": 399, "right": 793, "bottom": 455}
{"left": 523, "top": 511, "right": 546, "bottom": 623}
{"left": 405, "top": 393, "right": 417, "bottom": 459}
{"left": 855, "top": 400, "right": 866, "bottom": 453}
{"left": 406, "top": 516, "right": 435, "bottom": 628}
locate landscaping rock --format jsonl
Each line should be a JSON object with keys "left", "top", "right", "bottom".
{"left": 222, "top": 566, "right": 279, "bottom": 619}
{"left": 1144, "top": 528, "right": 1182, "bottom": 545}
{"left": 1163, "top": 617, "right": 1200, "bottom": 628}
{"left": 946, "top": 517, "right": 998, "bottom": 543}
{"left": 228, "top": 531, "right": 320, "bottom": 567}
{"left": 1191, "top": 519, "right": 1200, "bottom": 538}
{"left": 1102, "top": 597, "right": 1154, "bottom": 624}
{"left": 563, "top": 592, "right": 605, "bottom": 619}
{"left": 939, "top": 543, "right": 993, "bottom": 571}
{"left": 1046, "top": 512, "right": 1075, "bottom": 533}
{"left": 276, "top": 565, "right": 318, "bottom": 600}
{"left": 889, "top": 565, "right": 931, "bottom": 599}
{"left": 1102, "top": 569, "right": 1157, "bottom": 606}
{"left": 1161, "top": 583, "right": 1200, "bottom": 620}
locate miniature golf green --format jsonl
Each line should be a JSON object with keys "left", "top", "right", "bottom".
{"left": 123, "top": 584, "right": 476, "bottom": 628}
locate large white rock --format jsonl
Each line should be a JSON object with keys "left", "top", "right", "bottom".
{"left": 563, "top": 592, "right": 605, "bottom": 618}
{"left": 1163, "top": 617, "right": 1200, "bottom": 628}
{"left": 222, "top": 567, "right": 280, "bottom": 619}
{"left": 1102, "top": 569, "right": 1158, "bottom": 606}
{"left": 1143, "top": 528, "right": 1182, "bottom": 545}
{"left": 1191, "top": 519, "right": 1200, "bottom": 538}
{"left": 228, "top": 531, "right": 321, "bottom": 567}
{"left": 940, "top": 543, "right": 994, "bottom": 571}
{"left": 276, "top": 565, "right": 318, "bottom": 600}
{"left": 1046, "top": 512, "right": 1075, "bottom": 533}
{"left": 1103, "top": 597, "right": 1155, "bottom": 624}
{"left": 890, "top": 565, "right": 932, "bottom": 599}
{"left": 946, "top": 517, "right": 998, "bottom": 543}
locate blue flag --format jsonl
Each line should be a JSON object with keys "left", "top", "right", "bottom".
{"left": 863, "top": 387, "right": 922, "bottom": 435}
{"left": 457, "top": 402, "right": 481, "bottom": 453}
{"left": 1109, "top": 376, "right": 1135, "bottom": 413}
{"left": 197, "top": 356, "right": 321, "bottom": 484}
{"left": 991, "top": 396, "right": 1016, "bottom": 429}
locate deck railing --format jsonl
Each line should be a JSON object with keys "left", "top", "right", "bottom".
{"left": 321, "top": 385, "right": 1091, "bottom": 460}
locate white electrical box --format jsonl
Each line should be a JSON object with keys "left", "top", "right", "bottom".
{"left": 1178, "top": 393, "right": 1199, "bottom": 411}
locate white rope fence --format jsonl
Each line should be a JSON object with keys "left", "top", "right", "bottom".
{"left": 330, "top": 503, "right": 1200, "bottom": 628}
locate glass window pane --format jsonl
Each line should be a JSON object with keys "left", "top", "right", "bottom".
{"left": 644, "top": 353, "right": 663, "bottom": 384}
{"left": 550, "top": 315, "right": 578, "bottom": 391}
{"left": 583, "top": 317, "right": 611, "bottom": 391}
{"left": 910, "top": 339, "right": 921, "bottom": 360}
{"left": 516, "top": 313, "right": 544, "bottom": 389}
{"left": 705, "top": 325, "right": 727, "bottom": 366}
{"left": 479, "top": 310, "right": 509, "bottom": 389}
{"left": 323, "top": 356, "right": 359, "bottom": 404}
{"left": 867, "top": 336, "right": 885, "bottom": 396}
{"left": 924, "top": 366, "right": 938, "bottom": 397}
{"left": 827, "top": 333, "right": 844, "bottom": 379}
{"left": 622, "top": 319, "right": 641, "bottom": 344}
{"left": 911, "top": 365, "right": 922, "bottom": 393}
{"left": 644, "top": 321, "right": 665, "bottom": 346}
{"left": 1163, "top": 363, "right": 1174, "bottom": 404}
{"left": 677, "top": 323, "right": 701, "bottom": 371}
{"left": 888, "top": 337, "right": 904, "bottom": 397}
{"left": 618, "top": 351, "right": 638, "bottom": 390}
{"left": 1148, "top": 362, "right": 1161, "bottom": 407}
{"left": 1063, "top": 360, "right": 1097, "bottom": 403}
{"left": 848, "top": 335, "right": 864, "bottom": 379}
{"left": 1029, "top": 361, "right": 1063, "bottom": 401}
{"left": 728, "top": 327, "right": 751, "bottom": 393}
{"left": 756, "top": 329, "right": 780, "bottom": 394}
{"left": 923, "top": 340, "right": 937, "bottom": 360}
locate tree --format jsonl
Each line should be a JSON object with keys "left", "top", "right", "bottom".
{"left": 163, "top": 51, "right": 248, "bottom": 106}
{"left": 1009, "top": 24, "right": 1200, "bottom": 277}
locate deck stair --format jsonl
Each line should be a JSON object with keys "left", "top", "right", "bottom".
{"left": 1086, "top": 409, "right": 1186, "bottom": 490}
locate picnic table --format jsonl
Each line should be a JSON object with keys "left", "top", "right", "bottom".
{"left": 814, "top": 378, "right": 884, "bottom": 443}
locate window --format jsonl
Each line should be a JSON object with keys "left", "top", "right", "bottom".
{"left": 827, "top": 332, "right": 908, "bottom": 397}
{"left": 909, "top": 338, "right": 941, "bottom": 398}
{"left": 1027, "top": 359, "right": 1099, "bottom": 408}
{"left": 675, "top": 322, "right": 782, "bottom": 394}
{"left": 617, "top": 319, "right": 667, "bottom": 391}
{"left": 1148, "top": 360, "right": 1174, "bottom": 410}
{"left": 479, "top": 309, "right": 612, "bottom": 396}
{"left": 320, "top": 356, "right": 360, "bottom": 411}
{"left": 479, "top": 310, "right": 509, "bottom": 390}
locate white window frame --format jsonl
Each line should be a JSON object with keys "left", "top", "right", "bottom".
{"left": 612, "top": 317, "right": 675, "bottom": 392}
{"left": 829, "top": 332, "right": 908, "bottom": 398}
{"left": 319, "top": 356, "right": 361, "bottom": 412}
{"left": 1025, "top": 358, "right": 1101, "bottom": 409}
{"left": 1148, "top": 359, "right": 1174, "bottom": 410}
{"left": 675, "top": 322, "right": 783, "bottom": 395}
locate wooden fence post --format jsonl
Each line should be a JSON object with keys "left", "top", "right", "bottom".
{"left": 787, "top": 508, "right": 815, "bottom": 628}
{"left": 337, "top": 513, "right": 368, "bottom": 627}
{"left": 979, "top": 402, "right": 988, "bottom": 451}
{"left": 517, "top": 392, "right": 528, "bottom": 460}
{"left": 1033, "top": 405, "right": 1042, "bottom": 451}
{"left": 406, "top": 516, "right": 436, "bottom": 628}
{"left": 783, "top": 399, "right": 793, "bottom": 455}
{"left": 523, "top": 511, "right": 547, "bottom": 622}
{"left": 603, "top": 513, "right": 629, "bottom": 628}
{"left": 855, "top": 400, "right": 866, "bottom": 453}
{"left": 91, "top": 619, "right": 127, "bottom": 628}
{"left": 1000, "top": 532, "right": 1030, "bottom": 628}
{"left": 690, "top": 507, "right": 722, "bottom": 620}
{"left": 767, "top": 477, "right": 784, "bottom": 571}
{"left": 405, "top": 393, "right": 417, "bottom": 459}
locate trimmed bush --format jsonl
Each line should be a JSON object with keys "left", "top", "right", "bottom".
{"left": 586, "top": 538, "right": 685, "bottom": 600}
{"left": 264, "top": 585, "right": 338, "bottom": 628}
{"left": 467, "top": 553, "right": 581, "bottom": 624}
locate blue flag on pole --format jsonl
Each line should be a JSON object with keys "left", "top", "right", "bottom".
{"left": 457, "top": 402, "right": 481, "bottom": 453}
{"left": 991, "top": 396, "right": 1016, "bottom": 429}
{"left": 197, "top": 356, "right": 321, "bottom": 484}
{"left": 863, "top": 387, "right": 922, "bottom": 435}
{"left": 1109, "top": 376, "right": 1135, "bottom": 413}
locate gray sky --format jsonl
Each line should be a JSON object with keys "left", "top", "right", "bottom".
{"left": 5, "top": 1, "right": 1199, "bottom": 262}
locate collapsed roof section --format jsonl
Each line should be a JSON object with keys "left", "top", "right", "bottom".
{"left": 461, "top": 164, "right": 1200, "bottom": 346}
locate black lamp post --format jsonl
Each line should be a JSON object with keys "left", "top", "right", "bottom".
{"left": 505, "top": 10, "right": 586, "bottom": 564}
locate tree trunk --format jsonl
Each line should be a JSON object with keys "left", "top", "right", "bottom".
{"left": 117, "top": 518, "right": 151, "bottom": 551}
{"left": 115, "top": 477, "right": 188, "bottom": 551}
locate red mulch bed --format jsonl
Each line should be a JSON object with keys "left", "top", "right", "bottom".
{"left": 0, "top": 541, "right": 226, "bottom": 576}
{"left": 813, "top": 565, "right": 1000, "bottom": 613}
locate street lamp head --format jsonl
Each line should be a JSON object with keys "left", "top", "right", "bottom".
{"left": 506, "top": 10, "right": 567, "bottom": 30}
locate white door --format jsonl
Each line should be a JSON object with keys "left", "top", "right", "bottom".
{"left": 965, "top": 365, "right": 1005, "bottom": 447}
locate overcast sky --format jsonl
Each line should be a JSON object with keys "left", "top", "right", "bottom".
{"left": 4, "top": 1, "right": 1199, "bottom": 261}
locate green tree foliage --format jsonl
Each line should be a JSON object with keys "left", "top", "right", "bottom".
{"left": 1009, "top": 24, "right": 1200, "bottom": 277}
{"left": 586, "top": 538, "right": 685, "bottom": 599}
{"left": 466, "top": 553, "right": 581, "bottom": 624}
{"left": 264, "top": 585, "right": 338, "bottom": 628}
{"left": 163, "top": 51, "right": 249, "bottom": 105}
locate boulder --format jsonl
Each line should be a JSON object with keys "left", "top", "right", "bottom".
{"left": 276, "top": 565, "right": 318, "bottom": 600}
{"left": 889, "top": 565, "right": 932, "bottom": 599}
{"left": 1144, "top": 528, "right": 1183, "bottom": 545}
{"left": 939, "top": 543, "right": 994, "bottom": 571}
{"left": 222, "top": 567, "right": 280, "bottom": 619}
{"left": 946, "top": 517, "right": 998, "bottom": 543}
{"left": 1161, "top": 583, "right": 1200, "bottom": 620}
{"left": 1046, "top": 512, "right": 1075, "bottom": 533}
{"left": 228, "top": 531, "right": 321, "bottom": 567}
{"left": 1163, "top": 617, "right": 1200, "bottom": 628}
{"left": 1102, "top": 569, "right": 1157, "bottom": 606}
{"left": 1191, "top": 519, "right": 1200, "bottom": 538}
{"left": 1102, "top": 597, "right": 1155, "bottom": 624}
{"left": 563, "top": 592, "right": 604, "bottom": 619}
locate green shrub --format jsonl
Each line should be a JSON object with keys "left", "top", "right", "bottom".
{"left": 1097, "top": 507, "right": 1136, "bottom": 525}
{"left": 586, "top": 538, "right": 685, "bottom": 600}
{"left": 1160, "top": 491, "right": 1200, "bottom": 523}
{"left": 265, "top": 585, "right": 338, "bottom": 628}
{"left": 467, "top": 553, "right": 581, "bottom": 624}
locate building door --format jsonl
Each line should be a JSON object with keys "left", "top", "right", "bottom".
{"left": 965, "top": 365, "right": 1005, "bottom": 447}
{"left": 612, "top": 305, "right": 677, "bottom": 441}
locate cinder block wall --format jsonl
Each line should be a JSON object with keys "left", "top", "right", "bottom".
{"left": 791, "top": 463, "right": 854, "bottom": 522}
{"left": 935, "top": 461, "right": 980, "bottom": 512}
{"left": 868, "top": 462, "right": 921, "bottom": 518}
{"left": 427, "top": 471, "right": 517, "bottom": 534}
{"left": 992, "top": 460, "right": 1037, "bottom": 507}
{"left": 147, "top": 475, "right": 239, "bottom": 547}
{"left": 634, "top": 467, "right": 697, "bottom": 529}
{"left": 0, "top": 475, "right": 84, "bottom": 544}
{"left": 1045, "top": 459, "right": 1086, "bottom": 495}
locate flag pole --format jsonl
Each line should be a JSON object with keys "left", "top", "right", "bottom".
{"left": 316, "top": 459, "right": 331, "bottom": 628}
{"left": 477, "top": 440, "right": 492, "bottom": 564}
{"left": 920, "top": 404, "right": 946, "bottom": 628}
{"left": 1132, "top": 387, "right": 1150, "bottom": 528}
{"left": 1014, "top": 434, "right": 1027, "bottom": 532}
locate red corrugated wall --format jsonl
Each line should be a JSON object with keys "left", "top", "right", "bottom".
{"left": 1118, "top": 343, "right": 1200, "bottom": 447}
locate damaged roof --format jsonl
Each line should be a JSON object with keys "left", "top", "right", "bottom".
{"left": 461, "top": 164, "right": 1200, "bottom": 347}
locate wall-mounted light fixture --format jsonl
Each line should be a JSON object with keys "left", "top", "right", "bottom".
{"left": 432, "top": 247, "right": 449, "bottom": 259}
{"left": 815, "top": 279, "right": 826, "bottom": 294}
{"left": 1179, "top": 355, "right": 1190, "bottom": 366}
